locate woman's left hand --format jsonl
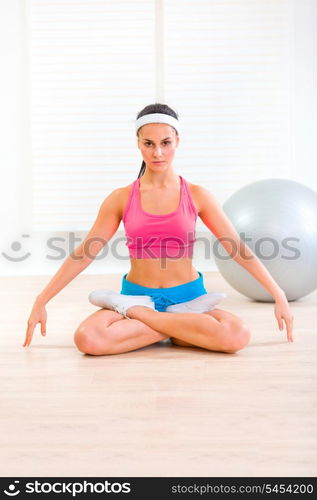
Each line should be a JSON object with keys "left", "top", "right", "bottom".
{"left": 274, "top": 294, "right": 294, "bottom": 342}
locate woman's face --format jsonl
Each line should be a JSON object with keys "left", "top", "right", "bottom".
{"left": 137, "top": 123, "right": 179, "bottom": 171}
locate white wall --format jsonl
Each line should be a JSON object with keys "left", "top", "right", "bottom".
{"left": 0, "top": 0, "right": 316, "bottom": 277}
{"left": 292, "top": 0, "right": 317, "bottom": 188}
{"left": 0, "top": 0, "right": 30, "bottom": 252}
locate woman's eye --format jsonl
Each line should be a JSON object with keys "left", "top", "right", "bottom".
{"left": 145, "top": 142, "right": 170, "bottom": 146}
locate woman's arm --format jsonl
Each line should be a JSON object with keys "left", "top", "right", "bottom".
{"left": 196, "top": 185, "right": 294, "bottom": 340}
{"left": 23, "top": 188, "right": 124, "bottom": 347}
{"left": 197, "top": 186, "right": 285, "bottom": 299}
{"left": 36, "top": 188, "right": 123, "bottom": 306}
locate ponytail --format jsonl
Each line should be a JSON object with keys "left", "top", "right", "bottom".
{"left": 135, "top": 103, "right": 179, "bottom": 179}
{"left": 137, "top": 161, "right": 146, "bottom": 178}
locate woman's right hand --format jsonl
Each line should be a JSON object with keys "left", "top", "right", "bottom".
{"left": 23, "top": 298, "right": 47, "bottom": 347}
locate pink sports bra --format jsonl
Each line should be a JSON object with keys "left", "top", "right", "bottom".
{"left": 122, "top": 175, "right": 198, "bottom": 259}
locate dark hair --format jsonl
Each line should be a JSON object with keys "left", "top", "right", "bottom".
{"left": 136, "top": 103, "right": 179, "bottom": 178}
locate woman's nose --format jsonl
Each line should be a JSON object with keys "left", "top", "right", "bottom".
{"left": 154, "top": 147, "right": 162, "bottom": 157}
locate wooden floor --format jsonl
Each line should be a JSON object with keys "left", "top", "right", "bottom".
{"left": 1, "top": 272, "right": 316, "bottom": 477}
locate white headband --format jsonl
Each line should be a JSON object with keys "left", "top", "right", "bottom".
{"left": 135, "top": 113, "right": 180, "bottom": 134}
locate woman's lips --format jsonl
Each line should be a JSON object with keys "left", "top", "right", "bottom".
{"left": 153, "top": 161, "right": 165, "bottom": 164}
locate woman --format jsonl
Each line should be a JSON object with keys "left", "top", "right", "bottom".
{"left": 23, "top": 103, "right": 294, "bottom": 354}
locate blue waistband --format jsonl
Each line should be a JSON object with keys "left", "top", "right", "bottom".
{"left": 120, "top": 271, "right": 207, "bottom": 309}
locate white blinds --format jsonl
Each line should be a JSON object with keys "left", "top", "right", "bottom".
{"left": 30, "top": 0, "right": 292, "bottom": 232}
{"left": 30, "top": 0, "right": 156, "bottom": 230}
{"left": 165, "top": 0, "right": 292, "bottom": 230}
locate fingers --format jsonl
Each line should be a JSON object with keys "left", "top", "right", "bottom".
{"left": 23, "top": 321, "right": 46, "bottom": 347}
{"left": 281, "top": 315, "right": 293, "bottom": 343}
{"left": 286, "top": 316, "right": 294, "bottom": 343}
{"left": 277, "top": 315, "right": 294, "bottom": 343}
{"left": 41, "top": 321, "right": 46, "bottom": 336}
{"left": 23, "top": 323, "right": 35, "bottom": 347}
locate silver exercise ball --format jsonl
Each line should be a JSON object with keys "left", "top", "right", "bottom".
{"left": 212, "top": 178, "right": 317, "bottom": 302}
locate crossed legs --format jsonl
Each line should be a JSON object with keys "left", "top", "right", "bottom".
{"left": 74, "top": 308, "right": 169, "bottom": 355}
{"left": 74, "top": 306, "right": 251, "bottom": 356}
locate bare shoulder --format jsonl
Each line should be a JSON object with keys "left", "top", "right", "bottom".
{"left": 110, "top": 183, "right": 133, "bottom": 219}
{"left": 187, "top": 181, "right": 216, "bottom": 215}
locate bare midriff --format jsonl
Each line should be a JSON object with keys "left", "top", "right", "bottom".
{"left": 125, "top": 258, "right": 200, "bottom": 288}
{"left": 121, "top": 180, "right": 201, "bottom": 288}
